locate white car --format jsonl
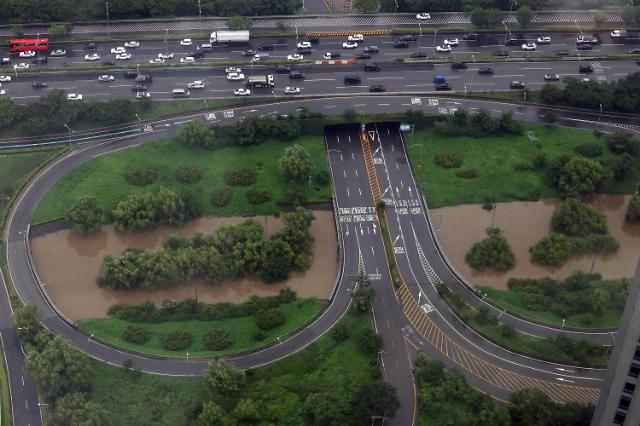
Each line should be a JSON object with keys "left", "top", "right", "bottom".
{"left": 149, "top": 57, "right": 165, "bottom": 64}
{"left": 611, "top": 30, "right": 624, "bottom": 38}
{"left": 227, "top": 72, "right": 245, "bottom": 81}
{"left": 287, "top": 53, "right": 304, "bottom": 61}
{"left": 444, "top": 38, "right": 459, "bottom": 46}
{"left": 342, "top": 41, "right": 358, "bottom": 49}
{"left": 136, "top": 91, "right": 151, "bottom": 99}
{"left": 537, "top": 36, "right": 551, "bottom": 44}
{"left": 225, "top": 67, "right": 242, "bottom": 74}
{"left": 179, "top": 56, "right": 195, "bottom": 64}
{"left": 50, "top": 49, "right": 66, "bottom": 57}
{"left": 284, "top": 87, "right": 301, "bottom": 95}
{"left": 0, "top": 75, "right": 11, "bottom": 82}
{"left": 187, "top": 80, "right": 205, "bottom": 89}
{"left": 110, "top": 47, "right": 126, "bottom": 54}
{"left": 234, "top": 88, "right": 251, "bottom": 96}
{"left": 348, "top": 34, "right": 364, "bottom": 42}
{"left": 0, "top": 90, "right": 5, "bottom": 95}
{"left": 180, "top": 38, "right": 192, "bottom": 46}
{"left": 124, "top": 41, "right": 140, "bottom": 48}
{"left": 521, "top": 42, "right": 537, "bottom": 51}
{"left": 19, "top": 51, "right": 36, "bottom": 58}
{"left": 116, "top": 53, "right": 132, "bottom": 60}
{"left": 13, "top": 63, "right": 29, "bottom": 70}
{"left": 67, "top": 93, "right": 83, "bottom": 101}
{"left": 297, "top": 41, "right": 311, "bottom": 49}
{"left": 98, "top": 74, "right": 115, "bottom": 82}
{"left": 85, "top": 53, "right": 100, "bottom": 61}
{"left": 416, "top": 13, "right": 431, "bottom": 20}
{"left": 158, "top": 52, "right": 174, "bottom": 59}
{"left": 436, "top": 45, "right": 451, "bottom": 52}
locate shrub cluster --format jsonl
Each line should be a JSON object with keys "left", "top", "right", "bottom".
{"left": 255, "top": 308, "right": 286, "bottom": 330}
{"left": 434, "top": 109, "right": 521, "bottom": 138}
{"left": 175, "top": 165, "right": 203, "bottom": 184}
{"left": 160, "top": 330, "right": 193, "bottom": 351}
{"left": 246, "top": 189, "right": 272, "bottom": 205}
{"left": 224, "top": 168, "right": 257, "bottom": 186}
{"left": 627, "top": 194, "right": 640, "bottom": 223}
{"left": 455, "top": 169, "right": 478, "bottom": 179}
{"left": 573, "top": 142, "right": 603, "bottom": 158}
{"left": 465, "top": 228, "right": 515, "bottom": 272}
{"left": 210, "top": 115, "right": 302, "bottom": 148}
{"left": 551, "top": 198, "right": 607, "bottom": 237}
{"left": 65, "top": 197, "right": 103, "bottom": 233}
{"left": 434, "top": 153, "right": 462, "bottom": 168}
{"left": 124, "top": 166, "right": 157, "bottom": 186}
{"left": 204, "top": 329, "right": 234, "bottom": 350}
{"left": 122, "top": 324, "right": 151, "bottom": 344}
{"left": 607, "top": 131, "right": 639, "bottom": 156}
{"left": 548, "top": 155, "right": 605, "bottom": 198}
{"left": 210, "top": 187, "right": 232, "bottom": 207}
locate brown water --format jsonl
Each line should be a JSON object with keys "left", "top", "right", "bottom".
{"left": 31, "top": 212, "right": 338, "bottom": 320}
{"left": 431, "top": 195, "right": 640, "bottom": 290}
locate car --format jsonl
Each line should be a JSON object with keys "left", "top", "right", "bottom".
{"left": 356, "top": 52, "right": 372, "bottom": 60}
{"left": 226, "top": 72, "right": 245, "bottom": 81}
{"left": 85, "top": 42, "right": 97, "bottom": 50}
{"left": 581, "top": 77, "right": 591, "bottom": 82}
{"left": 284, "top": 87, "right": 301, "bottom": 95}
{"left": 611, "top": 30, "right": 626, "bottom": 38}
{"left": 416, "top": 12, "right": 431, "bottom": 20}
{"left": 132, "top": 84, "right": 148, "bottom": 92}
{"left": 19, "top": 51, "right": 36, "bottom": 58}
{"left": 241, "top": 49, "right": 256, "bottom": 57}
{"left": 32, "top": 57, "right": 48, "bottom": 64}
{"left": 579, "top": 64, "right": 594, "bottom": 73}
{"left": 369, "top": 84, "right": 386, "bottom": 92}
{"left": 287, "top": 53, "right": 304, "bottom": 60}
{"left": 0, "top": 58, "right": 11, "bottom": 65}
{"left": 435, "top": 83, "right": 451, "bottom": 91}
{"left": 124, "top": 71, "right": 138, "bottom": 78}
{"left": 258, "top": 44, "right": 274, "bottom": 51}
{"left": 67, "top": 93, "right": 83, "bottom": 101}
{"left": 149, "top": 57, "right": 165, "bottom": 64}
{"left": 343, "top": 41, "right": 358, "bottom": 49}
{"left": 253, "top": 53, "right": 270, "bottom": 61}
{"left": 308, "top": 37, "right": 320, "bottom": 44}
{"left": 180, "top": 38, "right": 192, "bottom": 46}
{"left": 225, "top": 67, "right": 242, "bottom": 74}
{"left": 124, "top": 41, "right": 140, "bottom": 48}
{"left": 116, "top": 53, "right": 132, "bottom": 60}
{"left": 158, "top": 52, "right": 174, "bottom": 59}
{"left": 393, "top": 41, "right": 410, "bottom": 48}
{"left": 0, "top": 90, "right": 5, "bottom": 95}
{"left": 537, "top": 36, "right": 551, "bottom": 44}
{"left": 544, "top": 73, "right": 560, "bottom": 81}
{"left": 436, "top": 45, "right": 452, "bottom": 53}
{"left": 364, "top": 63, "right": 380, "bottom": 71}
{"left": 31, "top": 81, "right": 47, "bottom": 89}
{"left": 627, "top": 49, "right": 640, "bottom": 54}
{"left": 478, "top": 67, "right": 494, "bottom": 74}
{"left": 199, "top": 43, "right": 213, "bottom": 50}
{"left": 555, "top": 49, "right": 570, "bottom": 56}
{"left": 364, "top": 46, "right": 379, "bottom": 53}
{"left": 323, "top": 52, "right": 341, "bottom": 59}
{"left": 276, "top": 65, "right": 291, "bottom": 74}
{"left": 98, "top": 74, "right": 115, "bottom": 82}
{"left": 288, "top": 70, "right": 305, "bottom": 79}
{"left": 110, "top": 47, "right": 126, "bottom": 54}
{"left": 189, "top": 51, "right": 205, "bottom": 58}
{"left": 234, "top": 88, "right": 251, "bottom": 96}
{"left": 136, "top": 91, "right": 151, "bottom": 100}
{"left": 348, "top": 34, "right": 364, "bottom": 42}
{"left": 510, "top": 80, "right": 526, "bottom": 89}
{"left": 84, "top": 53, "right": 100, "bottom": 61}
{"left": 50, "top": 49, "right": 66, "bottom": 57}
{"left": 493, "top": 49, "right": 509, "bottom": 57}
{"left": 179, "top": 56, "right": 195, "bottom": 64}
{"left": 463, "top": 33, "right": 479, "bottom": 41}
{"left": 297, "top": 41, "right": 311, "bottom": 49}
{"left": 521, "top": 42, "right": 537, "bottom": 51}
{"left": 297, "top": 47, "right": 312, "bottom": 55}
{"left": 451, "top": 61, "right": 467, "bottom": 69}
{"left": 410, "top": 51, "right": 427, "bottom": 59}
{"left": 0, "top": 75, "right": 11, "bottom": 82}
{"left": 399, "top": 35, "right": 417, "bottom": 42}
{"left": 444, "top": 38, "right": 459, "bottom": 46}
{"left": 187, "top": 80, "right": 205, "bottom": 89}
{"left": 13, "top": 63, "right": 29, "bottom": 70}
{"left": 102, "top": 60, "right": 115, "bottom": 66}
{"left": 576, "top": 44, "right": 593, "bottom": 50}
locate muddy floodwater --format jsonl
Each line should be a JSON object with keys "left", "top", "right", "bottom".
{"left": 31, "top": 212, "right": 337, "bottom": 320}
{"left": 431, "top": 195, "right": 640, "bottom": 290}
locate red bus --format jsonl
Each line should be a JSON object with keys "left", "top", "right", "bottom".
{"left": 8, "top": 38, "right": 49, "bottom": 53}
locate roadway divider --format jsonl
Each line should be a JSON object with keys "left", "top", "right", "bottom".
{"left": 304, "top": 30, "right": 391, "bottom": 37}
{"left": 314, "top": 59, "right": 357, "bottom": 65}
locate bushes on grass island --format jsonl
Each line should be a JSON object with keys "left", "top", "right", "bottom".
{"left": 246, "top": 189, "right": 271, "bottom": 205}
{"left": 434, "top": 153, "right": 462, "bottom": 168}
{"left": 210, "top": 186, "right": 232, "bottom": 207}
{"left": 607, "top": 131, "right": 639, "bottom": 156}
{"left": 555, "top": 156, "right": 605, "bottom": 198}
{"left": 278, "top": 144, "right": 313, "bottom": 183}
{"left": 573, "top": 142, "right": 603, "bottom": 158}
{"left": 551, "top": 198, "right": 607, "bottom": 237}
{"left": 434, "top": 108, "right": 521, "bottom": 138}
{"left": 530, "top": 233, "right": 572, "bottom": 266}
{"left": 204, "top": 328, "right": 234, "bottom": 350}
{"left": 456, "top": 169, "right": 478, "bottom": 179}
{"left": 65, "top": 197, "right": 103, "bottom": 233}
{"left": 175, "top": 164, "right": 203, "bottom": 184}
{"left": 255, "top": 308, "right": 286, "bottom": 330}
{"left": 124, "top": 165, "right": 157, "bottom": 186}
{"left": 224, "top": 168, "right": 256, "bottom": 186}
{"left": 465, "top": 228, "right": 515, "bottom": 272}
{"left": 626, "top": 194, "right": 640, "bottom": 223}
{"left": 122, "top": 324, "right": 151, "bottom": 344}
{"left": 160, "top": 330, "right": 193, "bottom": 351}
{"left": 177, "top": 120, "right": 215, "bottom": 149}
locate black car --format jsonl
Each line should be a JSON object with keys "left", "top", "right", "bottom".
{"left": 276, "top": 65, "right": 291, "bottom": 74}
{"left": 510, "top": 80, "right": 526, "bottom": 89}
{"left": 31, "top": 81, "right": 48, "bottom": 88}
{"left": 258, "top": 44, "right": 274, "bottom": 51}
{"left": 86, "top": 42, "right": 97, "bottom": 50}
{"left": 398, "top": 35, "right": 417, "bottom": 42}
{"left": 627, "top": 48, "right": 640, "bottom": 54}
{"left": 451, "top": 62, "right": 467, "bottom": 70}
{"left": 32, "top": 57, "right": 48, "bottom": 64}
{"left": 435, "top": 83, "right": 452, "bottom": 91}
{"left": 369, "top": 84, "right": 386, "bottom": 92}
{"left": 576, "top": 44, "right": 593, "bottom": 50}
{"left": 190, "top": 51, "right": 205, "bottom": 58}
{"left": 579, "top": 64, "right": 594, "bottom": 73}
{"left": 297, "top": 47, "right": 312, "bottom": 54}
{"left": 132, "top": 84, "right": 148, "bottom": 92}
{"left": 410, "top": 52, "right": 427, "bottom": 59}
{"left": 102, "top": 60, "right": 115, "bottom": 66}
{"left": 124, "top": 70, "right": 138, "bottom": 78}
{"left": 555, "top": 49, "right": 570, "bottom": 56}
{"left": 478, "top": 67, "right": 495, "bottom": 74}
{"left": 463, "top": 33, "right": 479, "bottom": 41}
{"left": 393, "top": 41, "right": 410, "bottom": 48}
{"left": 364, "top": 46, "right": 379, "bottom": 53}
{"left": 241, "top": 49, "right": 256, "bottom": 57}
{"left": 364, "top": 62, "right": 380, "bottom": 71}
{"left": 288, "top": 70, "right": 305, "bottom": 79}
{"left": 356, "top": 52, "right": 372, "bottom": 60}
{"left": 308, "top": 37, "right": 320, "bottom": 44}
{"left": 0, "top": 58, "right": 10, "bottom": 66}
{"left": 493, "top": 50, "right": 509, "bottom": 57}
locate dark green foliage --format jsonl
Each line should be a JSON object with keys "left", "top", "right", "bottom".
{"left": 177, "top": 120, "right": 215, "bottom": 149}
{"left": 551, "top": 198, "right": 607, "bottom": 237}
{"left": 610, "top": 153, "right": 634, "bottom": 180}
{"left": 257, "top": 239, "right": 295, "bottom": 282}
{"left": 204, "top": 328, "right": 234, "bottom": 350}
{"left": 607, "top": 131, "right": 639, "bottom": 156}
{"left": 122, "top": 324, "right": 151, "bottom": 344}
{"left": 350, "top": 379, "right": 400, "bottom": 423}
{"left": 65, "top": 197, "right": 103, "bottom": 233}
{"left": 49, "top": 392, "right": 105, "bottom": 426}
{"left": 160, "top": 330, "right": 193, "bottom": 351}
{"left": 210, "top": 116, "right": 302, "bottom": 148}
{"left": 574, "top": 142, "right": 603, "bottom": 158}
{"left": 570, "top": 234, "right": 620, "bottom": 255}
{"left": 224, "top": 168, "right": 257, "bottom": 186}
{"left": 475, "top": 306, "right": 497, "bottom": 326}
{"left": 255, "top": 308, "right": 286, "bottom": 330}
{"left": 509, "top": 388, "right": 594, "bottom": 426}
{"left": 414, "top": 356, "right": 445, "bottom": 384}
{"left": 204, "top": 360, "right": 246, "bottom": 396}
{"left": 246, "top": 189, "right": 272, "bottom": 205}
{"left": 456, "top": 169, "right": 478, "bottom": 179}
{"left": 175, "top": 164, "right": 203, "bottom": 184}
{"left": 555, "top": 156, "right": 605, "bottom": 198}
{"left": 210, "top": 186, "right": 232, "bottom": 207}
{"left": 355, "top": 328, "right": 383, "bottom": 355}
{"left": 626, "top": 194, "right": 640, "bottom": 223}
{"left": 331, "top": 323, "right": 351, "bottom": 342}
{"left": 513, "top": 163, "right": 534, "bottom": 172}
{"left": 278, "top": 144, "right": 313, "bottom": 183}
{"left": 12, "top": 304, "right": 44, "bottom": 348}
{"left": 254, "top": 330, "right": 265, "bottom": 341}
{"left": 434, "top": 153, "right": 462, "bottom": 168}
{"left": 227, "top": 15, "right": 252, "bottom": 30}
{"left": 465, "top": 228, "right": 515, "bottom": 272}
{"left": 434, "top": 108, "right": 521, "bottom": 138}
{"left": 351, "top": 274, "right": 375, "bottom": 313}
{"left": 529, "top": 233, "right": 572, "bottom": 266}
{"left": 470, "top": 8, "right": 503, "bottom": 28}
{"left": 124, "top": 165, "right": 157, "bottom": 186}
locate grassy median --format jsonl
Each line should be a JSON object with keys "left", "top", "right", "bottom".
{"left": 0, "top": 350, "right": 10, "bottom": 426}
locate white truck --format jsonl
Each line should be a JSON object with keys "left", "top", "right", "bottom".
{"left": 246, "top": 75, "right": 275, "bottom": 88}
{"left": 210, "top": 30, "right": 250, "bottom": 44}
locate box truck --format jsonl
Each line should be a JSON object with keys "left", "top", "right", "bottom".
{"left": 210, "top": 30, "right": 250, "bottom": 44}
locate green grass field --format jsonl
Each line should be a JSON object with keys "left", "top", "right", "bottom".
{"left": 78, "top": 298, "right": 323, "bottom": 358}
{"left": 406, "top": 123, "right": 639, "bottom": 208}
{"left": 0, "top": 350, "right": 10, "bottom": 426}
{"left": 33, "top": 135, "right": 330, "bottom": 224}
{"left": 478, "top": 286, "right": 621, "bottom": 329}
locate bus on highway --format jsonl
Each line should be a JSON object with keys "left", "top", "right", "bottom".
{"left": 9, "top": 37, "right": 49, "bottom": 53}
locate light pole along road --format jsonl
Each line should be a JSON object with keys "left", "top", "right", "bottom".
{"left": 3, "top": 94, "right": 639, "bottom": 425}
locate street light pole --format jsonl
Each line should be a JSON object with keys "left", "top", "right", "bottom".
{"left": 432, "top": 28, "right": 437, "bottom": 56}
{"left": 599, "top": 103, "right": 603, "bottom": 123}
{"left": 63, "top": 124, "right": 73, "bottom": 146}
{"left": 272, "top": 90, "right": 277, "bottom": 115}
{"left": 106, "top": 1, "right": 110, "bottom": 41}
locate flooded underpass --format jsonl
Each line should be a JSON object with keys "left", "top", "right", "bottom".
{"left": 31, "top": 211, "right": 338, "bottom": 320}
{"left": 431, "top": 195, "right": 640, "bottom": 290}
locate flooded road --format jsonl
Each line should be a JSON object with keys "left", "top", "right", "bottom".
{"left": 31, "top": 212, "right": 338, "bottom": 320}
{"left": 431, "top": 195, "right": 640, "bottom": 290}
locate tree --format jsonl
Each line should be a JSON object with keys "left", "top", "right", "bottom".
{"left": 541, "top": 84, "right": 564, "bottom": 104}
{"left": 349, "top": 379, "right": 400, "bottom": 423}
{"left": 65, "top": 197, "right": 103, "bottom": 233}
{"left": 593, "top": 11, "right": 608, "bottom": 28}
{"left": 112, "top": 192, "right": 158, "bottom": 231}
{"left": 471, "top": 8, "right": 489, "bottom": 28}
{"left": 11, "top": 24, "right": 24, "bottom": 37}
{"left": 607, "top": 131, "right": 639, "bottom": 156}
{"left": 414, "top": 355, "right": 445, "bottom": 385}
{"left": 278, "top": 144, "right": 313, "bottom": 183}
{"left": 551, "top": 198, "right": 607, "bottom": 237}
{"left": 0, "top": 95, "right": 17, "bottom": 128}
{"left": 227, "top": 15, "right": 251, "bottom": 30}
{"left": 176, "top": 120, "right": 214, "bottom": 149}
{"left": 626, "top": 194, "right": 640, "bottom": 223}
{"left": 233, "top": 399, "right": 260, "bottom": 423}
{"left": 355, "top": 328, "right": 383, "bottom": 355}
{"left": 50, "top": 392, "right": 104, "bottom": 426}
{"left": 352, "top": 274, "right": 375, "bottom": 313}
{"left": 12, "top": 304, "right": 43, "bottom": 346}
{"left": 486, "top": 8, "right": 503, "bottom": 28}
{"left": 610, "top": 153, "right": 634, "bottom": 180}
{"left": 556, "top": 156, "right": 605, "bottom": 198}
{"left": 199, "top": 401, "right": 227, "bottom": 426}
{"left": 353, "top": 0, "right": 378, "bottom": 13}
{"left": 621, "top": 5, "right": 640, "bottom": 26}
{"left": 465, "top": 228, "right": 515, "bottom": 272}
{"left": 204, "top": 360, "right": 246, "bottom": 396}
{"left": 305, "top": 392, "right": 346, "bottom": 425}
{"left": 25, "top": 337, "right": 89, "bottom": 402}
{"left": 530, "top": 233, "right": 572, "bottom": 266}
{"left": 508, "top": 389, "right": 555, "bottom": 426}
{"left": 516, "top": 6, "right": 533, "bottom": 28}
{"left": 48, "top": 23, "right": 72, "bottom": 39}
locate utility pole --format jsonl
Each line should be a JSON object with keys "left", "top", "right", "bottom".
{"left": 106, "top": 1, "right": 110, "bottom": 41}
